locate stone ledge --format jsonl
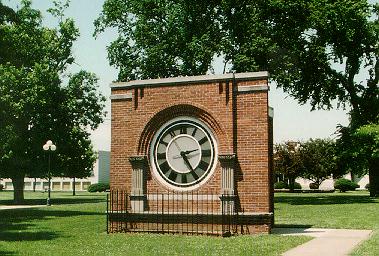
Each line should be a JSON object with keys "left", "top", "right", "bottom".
{"left": 110, "top": 93, "right": 133, "bottom": 101}
{"left": 111, "top": 71, "right": 269, "bottom": 90}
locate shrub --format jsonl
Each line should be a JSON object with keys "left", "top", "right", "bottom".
{"left": 0, "top": 184, "right": 3, "bottom": 191}
{"left": 365, "top": 183, "right": 370, "bottom": 190}
{"left": 87, "top": 183, "right": 110, "bottom": 192}
{"left": 274, "top": 181, "right": 288, "bottom": 189}
{"left": 309, "top": 182, "right": 319, "bottom": 189}
{"left": 293, "top": 182, "right": 302, "bottom": 190}
{"left": 334, "top": 178, "right": 359, "bottom": 192}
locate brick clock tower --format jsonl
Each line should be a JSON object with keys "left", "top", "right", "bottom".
{"left": 109, "top": 71, "right": 274, "bottom": 235}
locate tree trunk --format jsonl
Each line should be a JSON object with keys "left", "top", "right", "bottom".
{"left": 368, "top": 158, "right": 379, "bottom": 197}
{"left": 288, "top": 176, "right": 295, "bottom": 192}
{"left": 72, "top": 177, "right": 76, "bottom": 196}
{"left": 12, "top": 176, "right": 25, "bottom": 204}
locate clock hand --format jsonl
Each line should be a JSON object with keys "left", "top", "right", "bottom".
{"left": 173, "top": 152, "right": 199, "bottom": 159}
{"left": 187, "top": 152, "right": 200, "bottom": 159}
{"left": 183, "top": 149, "right": 199, "bottom": 155}
{"left": 181, "top": 152, "right": 194, "bottom": 172}
{"left": 172, "top": 140, "right": 182, "bottom": 152}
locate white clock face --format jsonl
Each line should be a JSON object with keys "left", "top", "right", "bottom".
{"left": 150, "top": 117, "right": 217, "bottom": 190}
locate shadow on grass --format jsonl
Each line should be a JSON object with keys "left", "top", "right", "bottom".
{"left": 0, "top": 196, "right": 106, "bottom": 206}
{"left": 0, "top": 208, "right": 103, "bottom": 243}
{"left": 0, "top": 250, "right": 15, "bottom": 256}
{"left": 275, "top": 193, "right": 378, "bottom": 205}
{"left": 0, "top": 231, "right": 58, "bottom": 241}
{"left": 274, "top": 224, "right": 313, "bottom": 229}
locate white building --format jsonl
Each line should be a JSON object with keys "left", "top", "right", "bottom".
{"left": 0, "top": 151, "right": 110, "bottom": 192}
{"left": 296, "top": 173, "right": 370, "bottom": 190}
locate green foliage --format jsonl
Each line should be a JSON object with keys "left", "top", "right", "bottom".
{"left": 334, "top": 178, "right": 360, "bottom": 192}
{"left": 299, "top": 139, "right": 338, "bottom": 185}
{"left": 96, "top": 0, "right": 379, "bottom": 196}
{"left": 337, "top": 123, "right": 379, "bottom": 196}
{"left": 0, "top": 1, "right": 106, "bottom": 202}
{"left": 94, "top": 0, "right": 222, "bottom": 81}
{"left": 309, "top": 182, "right": 319, "bottom": 189}
{"left": 274, "top": 181, "right": 288, "bottom": 189}
{"left": 274, "top": 142, "right": 302, "bottom": 177}
{"left": 0, "top": 184, "right": 3, "bottom": 191}
{"left": 292, "top": 182, "right": 302, "bottom": 190}
{"left": 96, "top": 0, "right": 378, "bottom": 114}
{"left": 356, "top": 124, "right": 379, "bottom": 159}
{"left": 274, "top": 141, "right": 302, "bottom": 191}
{"left": 87, "top": 183, "right": 110, "bottom": 193}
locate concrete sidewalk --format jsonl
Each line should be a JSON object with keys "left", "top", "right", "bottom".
{"left": 0, "top": 205, "right": 46, "bottom": 210}
{"left": 272, "top": 227, "right": 372, "bottom": 256}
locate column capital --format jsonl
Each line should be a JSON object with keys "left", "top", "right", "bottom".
{"left": 218, "top": 154, "right": 236, "bottom": 167}
{"left": 129, "top": 155, "right": 147, "bottom": 169}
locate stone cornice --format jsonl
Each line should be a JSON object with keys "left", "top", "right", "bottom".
{"left": 111, "top": 71, "right": 269, "bottom": 90}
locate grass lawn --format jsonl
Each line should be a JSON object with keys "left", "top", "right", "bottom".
{"left": 0, "top": 191, "right": 377, "bottom": 255}
{"left": 0, "top": 191, "right": 309, "bottom": 256}
{"left": 275, "top": 191, "right": 379, "bottom": 256}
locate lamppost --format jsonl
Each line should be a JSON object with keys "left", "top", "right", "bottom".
{"left": 43, "top": 140, "right": 56, "bottom": 206}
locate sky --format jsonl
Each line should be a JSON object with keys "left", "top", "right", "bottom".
{"left": 5, "top": 0, "right": 350, "bottom": 151}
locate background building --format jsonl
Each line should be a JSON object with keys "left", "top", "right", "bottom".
{"left": 0, "top": 151, "right": 110, "bottom": 192}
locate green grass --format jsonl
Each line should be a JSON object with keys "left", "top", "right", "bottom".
{"left": 0, "top": 191, "right": 309, "bottom": 256}
{"left": 275, "top": 191, "right": 379, "bottom": 255}
{"left": 1, "top": 191, "right": 377, "bottom": 255}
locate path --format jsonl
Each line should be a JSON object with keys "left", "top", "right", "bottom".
{"left": 273, "top": 227, "right": 372, "bottom": 256}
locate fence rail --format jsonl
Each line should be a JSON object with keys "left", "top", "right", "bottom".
{"left": 106, "top": 190, "right": 238, "bottom": 236}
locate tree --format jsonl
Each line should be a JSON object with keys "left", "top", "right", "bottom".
{"left": 0, "top": 1, "right": 106, "bottom": 203}
{"left": 274, "top": 142, "right": 302, "bottom": 191}
{"left": 96, "top": 0, "right": 378, "bottom": 195}
{"left": 356, "top": 123, "right": 379, "bottom": 195}
{"left": 339, "top": 123, "right": 379, "bottom": 196}
{"left": 299, "top": 139, "right": 338, "bottom": 187}
{"left": 94, "top": 0, "right": 222, "bottom": 81}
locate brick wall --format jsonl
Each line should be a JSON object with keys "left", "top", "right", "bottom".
{"left": 110, "top": 73, "right": 273, "bottom": 231}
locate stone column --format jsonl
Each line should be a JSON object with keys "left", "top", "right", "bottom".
{"left": 219, "top": 154, "right": 236, "bottom": 214}
{"left": 129, "top": 156, "right": 147, "bottom": 212}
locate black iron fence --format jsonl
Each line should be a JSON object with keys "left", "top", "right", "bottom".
{"left": 106, "top": 190, "right": 238, "bottom": 236}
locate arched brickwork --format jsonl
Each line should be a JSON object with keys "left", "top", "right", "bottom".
{"left": 137, "top": 103, "right": 229, "bottom": 156}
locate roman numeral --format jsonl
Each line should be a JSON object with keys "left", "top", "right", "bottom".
{"left": 157, "top": 152, "right": 166, "bottom": 160}
{"left": 181, "top": 174, "right": 187, "bottom": 183}
{"left": 191, "top": 127, "right": 198, "bottom": 136}
{"left": 201, "top": 149, "right": 211, "bottom": 157}
{"left": 160, "top": 140, "right": 169, "bottom": 146}
{"left": 169, "top": 130, "right": 176, "bottom": 138}
{"left": 180, "top": 126, "right": 187, "bottom": 134}
{"left": 168, "top": 171, "right": 177, "bottom": 181}
{"left": 159, "top": 161, "right": 170, "bottom": 174}
{"left": 198, "top": 160, "right": 209, "bottom": 171}
{"left": 198, "top": 136, "right": 207, "bottom": 145}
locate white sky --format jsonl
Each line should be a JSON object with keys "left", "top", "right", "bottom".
{"left": 5, "top": 0, "right": 351, "bottom": 151}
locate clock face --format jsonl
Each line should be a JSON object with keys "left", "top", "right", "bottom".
{"left": 150, "top": 118, "right": 217, "bottom": 190}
